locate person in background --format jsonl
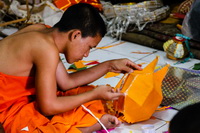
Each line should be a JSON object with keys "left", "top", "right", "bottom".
{"left": 0, "top": 3, "right": 142, "bottom": 133}
{"left": 169, "top": 102, "right": 200, "bottom": 133}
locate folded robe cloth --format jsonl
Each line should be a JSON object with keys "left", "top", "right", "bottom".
{"left": 0, "top": 72, "right": 105, "bottom": 133}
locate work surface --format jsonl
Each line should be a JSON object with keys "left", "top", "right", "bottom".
{"left": 60, "top": 36, "right": 200, "bottom": 133}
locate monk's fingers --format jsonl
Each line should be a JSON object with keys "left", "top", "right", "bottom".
{"left": 126, "top": 60, "right": 142, "bottom": 71}
{"left": 109, "top": 116, "right": 121, "bottom": 127}
{"left": 111, "top": 87, "right": 121, "bottom": 93}
{"left": 110, "top": 92, "right": 124, "bottom": 100}
{"left": 111, "top": 88, "right": 115, "bottom": 93}
{"left": 115, "top": 88, "right": 121, "bottom": 93}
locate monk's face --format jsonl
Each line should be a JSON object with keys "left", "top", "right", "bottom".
{"left": 66, "top": 34, "right": 102, "bottom": 63}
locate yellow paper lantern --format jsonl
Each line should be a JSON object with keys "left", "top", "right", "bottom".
{"left": 113, "top": 57, "right": 169, "bottom": 123}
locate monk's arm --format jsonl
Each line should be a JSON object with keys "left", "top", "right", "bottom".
{"left": 56, "top": 58, "right": 142, "bottom": 91}
{"left": 33, "top": 43, "right": 123, "bottom": 116}
{"left": 33, "top": 44, "right": 96, "bottom": 115}
{"left": 56, "top": 60, "right": 110, "bottom": 90}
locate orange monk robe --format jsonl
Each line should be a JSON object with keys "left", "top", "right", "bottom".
{"left": 0, "top": 72, "right": 105, "bottom": 133}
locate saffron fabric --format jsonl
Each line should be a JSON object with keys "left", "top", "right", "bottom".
{"left": 0, "top": 72, "right": 105, "bottom": 133}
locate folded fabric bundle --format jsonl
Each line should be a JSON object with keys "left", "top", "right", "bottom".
{"left": 162, "top": 66, "right": 200, "bottom": 110}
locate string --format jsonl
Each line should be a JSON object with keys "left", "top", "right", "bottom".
{"left": 81, "top": 105, "right": 109, "bottom": 133}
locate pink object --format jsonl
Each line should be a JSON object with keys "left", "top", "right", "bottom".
{"left": 96, "top": 128, "right": 115, "bottom": 133}
{"left": 86, "top": 61, "right": 100, "bottom": 66}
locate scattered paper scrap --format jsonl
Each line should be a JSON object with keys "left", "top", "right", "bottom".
{"left": 156, "top": 106, "right": 172, "bottom": 112}
{"left": 74, "top": 60, "right": 86, "bottom": 69}
{"left": 131, "top": 51, "right": 157, "bottom": 54}
{"left": 96, "top": 41, "right": 125, "bottom": 49}
{"left": 86, "top": 61, "right": 100, "bottom": 66}
{"left": 104, "top": 72, "right": 120, "bottom": 78}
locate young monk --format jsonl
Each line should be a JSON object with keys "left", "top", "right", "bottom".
{"left": 0, "top": 3, "right": 142, "bottom": 133}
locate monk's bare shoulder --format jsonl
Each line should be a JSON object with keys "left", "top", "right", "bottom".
{"left": 12, "top": 24, "right": 47, "bottom": 36}
{"left": 27, "top": 31, "right": 60, "bottom": 65}
{"left": 0, "top": 29, "right": 59, "bottom": 76}
{"left": 25, "top": 31, "right": 59, "bottom": 56}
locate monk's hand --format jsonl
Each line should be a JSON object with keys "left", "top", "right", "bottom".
{"left": 108, "top": 115, "right": 121, "bottom": 127}
{"left": 100, "top": 114, "right": 121, "bottom": 129}
{"left": 94, "top": 85, "right": 124, "bottom": 100}
{"left": 106, "top": 58, "right": 142, "bottom": 73}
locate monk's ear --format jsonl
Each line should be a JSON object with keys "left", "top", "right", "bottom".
{"left": 70, "top": 30, "right": 82, "bottom": 41}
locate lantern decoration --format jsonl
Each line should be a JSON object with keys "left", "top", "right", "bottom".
{"left": 104, "top": 57, "right": 169, "bottom": 123}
